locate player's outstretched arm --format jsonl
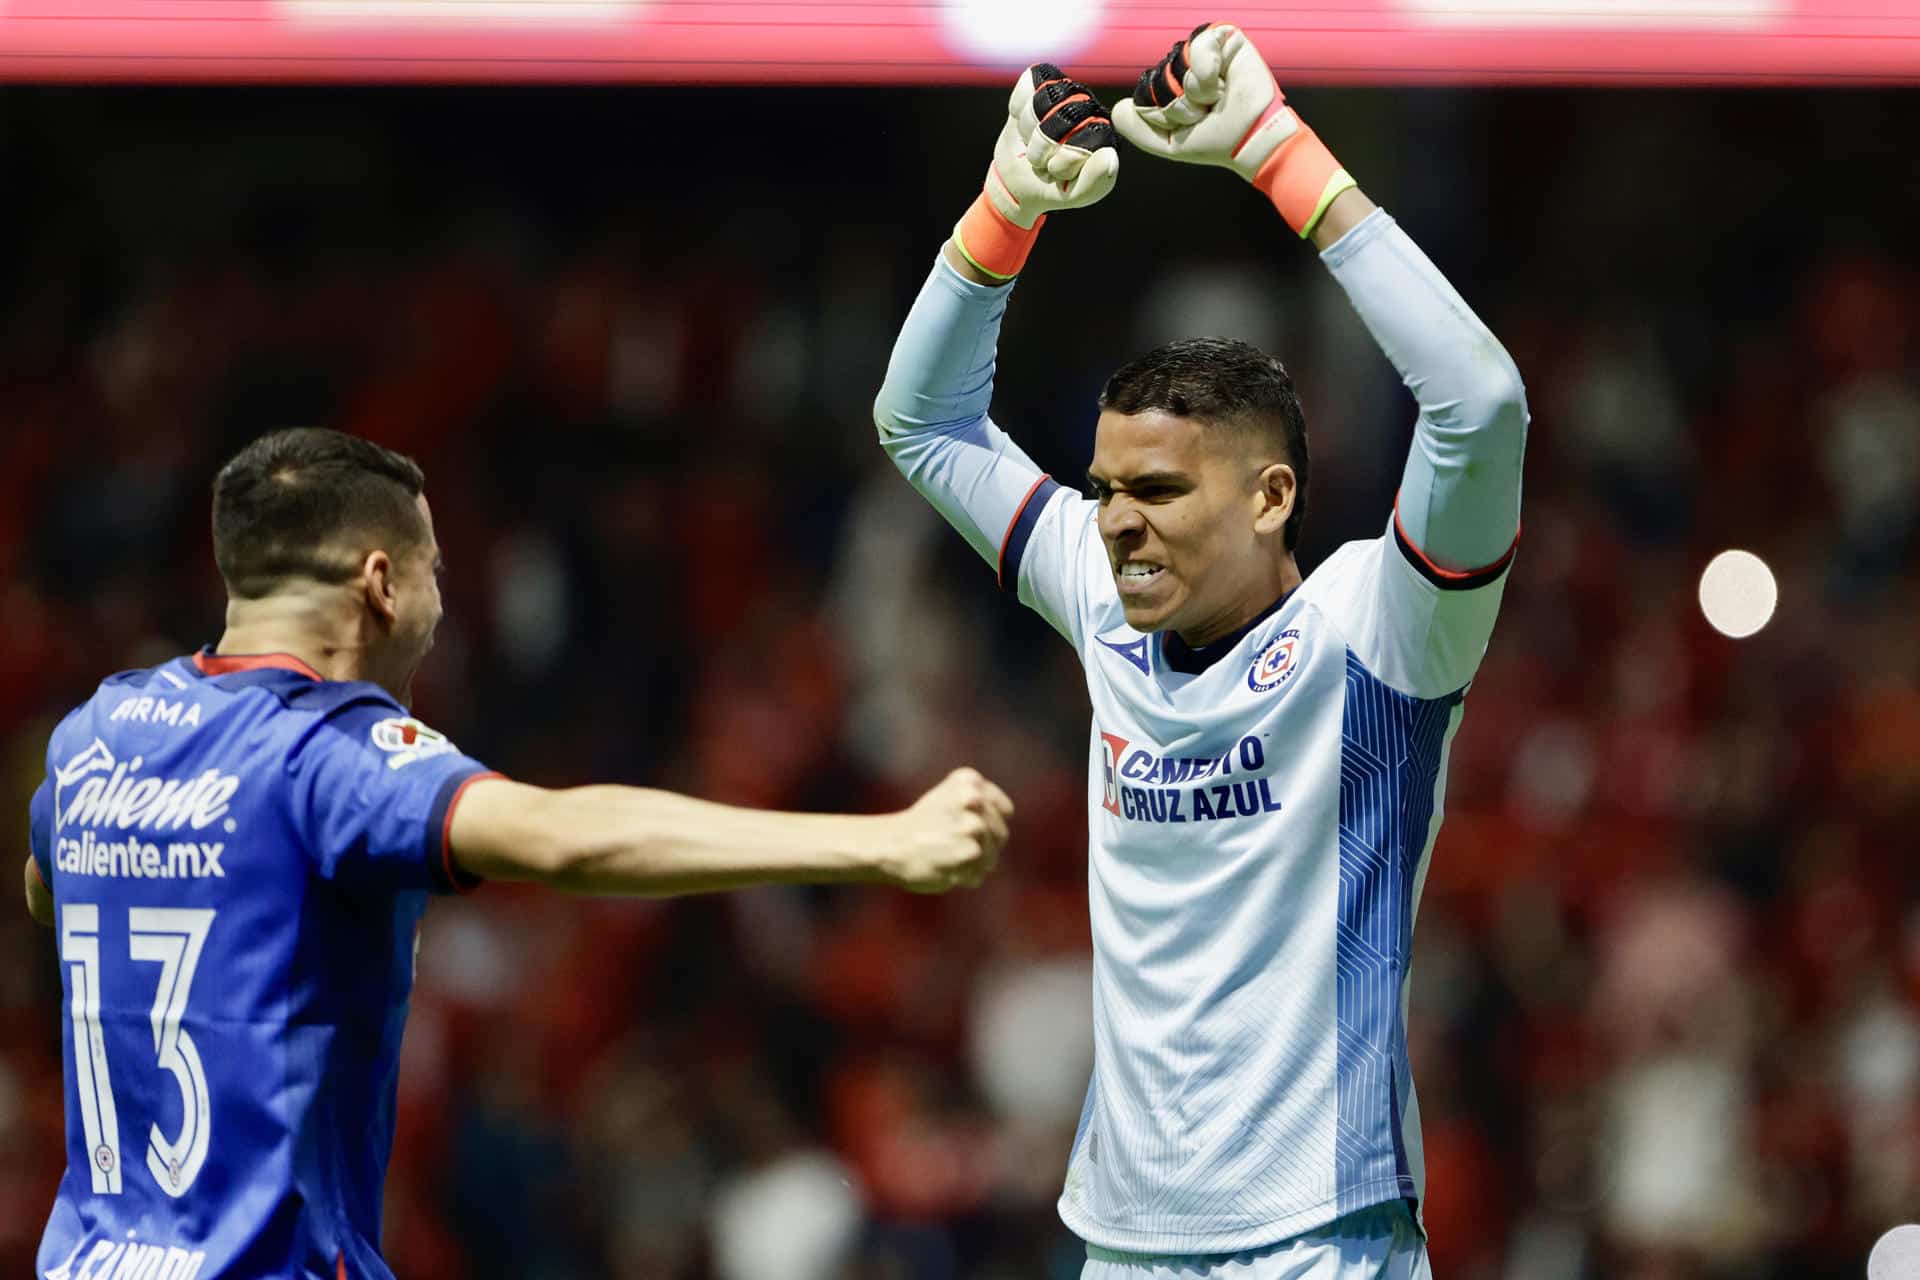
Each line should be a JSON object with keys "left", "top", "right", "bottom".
{"left": 446, "top": 768, "right": 1012, "bottom": 897}
{"left": 1115, "top": 22, "right": 1526, "bottom": 575}
{"left": 24, "top": 856, "right": 52, "bottom": 927}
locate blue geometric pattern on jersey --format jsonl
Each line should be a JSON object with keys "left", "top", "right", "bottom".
{"left": 1334, "top": 651, "right": 1458, "bottom": 1214}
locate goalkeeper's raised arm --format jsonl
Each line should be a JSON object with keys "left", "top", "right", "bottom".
{"left": 1116, "top": 22, "right": 1527, "bottom": 579}
{"left": 872, "top": 64, "right": 1120, "bottom": 643}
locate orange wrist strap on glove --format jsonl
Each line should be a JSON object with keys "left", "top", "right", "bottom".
{"left": 953, "top": 196, "right": 1047, "bottom": 281}
{"left": 1246, "top": 111, "right": 1356, "bottom": 239}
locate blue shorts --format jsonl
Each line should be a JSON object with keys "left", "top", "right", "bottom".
{"left": 1081, "top": 1201, "right": 1431, "bottom": 1280}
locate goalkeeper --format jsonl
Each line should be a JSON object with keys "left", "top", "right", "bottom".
{"left": 873, "top": 25, "right": 1527, "bottom": 1278}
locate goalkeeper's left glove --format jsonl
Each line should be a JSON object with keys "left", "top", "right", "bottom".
{"left": 952, "top": 63, "right": 1120, "bottom": 280}
{"left": 1111, "top": 22, "right": 1355, "bottom": 240}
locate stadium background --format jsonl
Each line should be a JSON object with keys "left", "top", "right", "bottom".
{"left": 2, "top": 32, "right": 1920, "bottom": 1280}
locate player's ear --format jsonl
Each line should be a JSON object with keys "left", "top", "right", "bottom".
{"left": 360, "top": 549, "right": 400, "bottom": 627}
{"left": 1252, "top": 463, "right": 1296, "bottom": 536}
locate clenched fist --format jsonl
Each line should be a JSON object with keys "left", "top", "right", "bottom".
{"left": 879, "top": 768, "right": 1015, "bottom": 893}
{"left": 1113, "top": 21, "right": 1357, "bottom": 239}
{"left": 951, "top": 62, "right": 1120, "bottom": 280}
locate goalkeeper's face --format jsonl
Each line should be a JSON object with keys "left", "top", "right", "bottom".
{"left": 1090, "top": 409, "right": 1295, "bottom": 644}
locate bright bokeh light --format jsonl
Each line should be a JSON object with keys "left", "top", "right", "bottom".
{"left": 1697, "top": 549, "right": 1778, "bottom": 639}
{"left": 938, "top": 0, "right": 1104, "bottom": 67}
{"left": 1869, "top": 1224, "right": 1920, "bottom": 1280}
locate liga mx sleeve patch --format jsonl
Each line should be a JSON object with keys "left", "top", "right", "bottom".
{"left": 368, "top": 717, "right": 458, "bottom": 769}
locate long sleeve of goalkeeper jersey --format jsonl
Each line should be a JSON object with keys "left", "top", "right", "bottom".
{"left": 1320, "top": 208, "right": 1527, "bottom": 576}
{"left": 873, "top": 254, "right": 1098, "bottom": 646}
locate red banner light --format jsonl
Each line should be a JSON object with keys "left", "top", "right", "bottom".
{"left": 0, "top": 1, "right": 1915, "bottom": 84}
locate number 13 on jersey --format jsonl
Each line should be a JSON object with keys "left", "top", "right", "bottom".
{"left": 60, "top": 904, "right": 216, "bottom": 1198}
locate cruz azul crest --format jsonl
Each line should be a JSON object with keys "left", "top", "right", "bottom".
{"left": 1248, "top": 628, "right": 1303, "bottom": 694}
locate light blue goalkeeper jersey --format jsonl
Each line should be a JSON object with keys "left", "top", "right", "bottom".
{"left": 875, "top": 209, "right": 1526, "bottom": 1255}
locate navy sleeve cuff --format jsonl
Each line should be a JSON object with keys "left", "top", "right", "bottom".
{"left": 997, "top": 476, "right": 1060, "bottom": 592}
{"left": 1392, "top": 505, "right": 1519, "bottom": 592}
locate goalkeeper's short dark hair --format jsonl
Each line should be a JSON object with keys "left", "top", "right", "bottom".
{"left": 212, "top": 428, "right": 428, "bottom": 599}
{"left": 1099, "top": 337, "right": 1311, "bottom": 551}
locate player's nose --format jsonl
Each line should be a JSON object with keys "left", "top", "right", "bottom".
{"left": 1098, "top": 496, "right": 1147, "bottom": 541}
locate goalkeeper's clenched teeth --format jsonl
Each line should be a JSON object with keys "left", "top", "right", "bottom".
{"left": 1117, "top": 561, "right": 1166, "bottom": 586}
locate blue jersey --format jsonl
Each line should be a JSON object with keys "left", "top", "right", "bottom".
{"left": 30, "top": 649, "right": 497, "bottom": 1280}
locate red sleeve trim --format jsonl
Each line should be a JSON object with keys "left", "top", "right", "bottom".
{"left": 336, "top": 1253, "right": 348, "bottom": 1280}
{"left": 996, "top": 473, "right": 1054, "bottom": 591}
{"left": 1391, "top": 492, "right": 1520, "bottom": 591}
{"left": 441, "top": 770, "right": 505, "bottom": 895}
{"left": 29, "top": 856, "right": 50, "bottom": 891}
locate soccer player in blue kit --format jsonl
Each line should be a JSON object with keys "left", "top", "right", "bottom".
{"left": 875, "top": 24, "right": 1527, "bottom": 1279}
{"left": 22, "top": 428, "right": 1014, "bottom": 1280}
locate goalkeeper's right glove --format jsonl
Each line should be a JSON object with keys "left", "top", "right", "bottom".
{"left": 952, "top": 63, "right": 1120, "bottom": 281}
{"left": 1112, "top": 22, "right": 1355, "bottom": 240}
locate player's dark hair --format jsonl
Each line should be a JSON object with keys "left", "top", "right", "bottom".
{"left": 212, "top": 428, "right": 428, "bottom": 599}
{"left": 1099, "top": 337, "right": 1311, "bottom": 551}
